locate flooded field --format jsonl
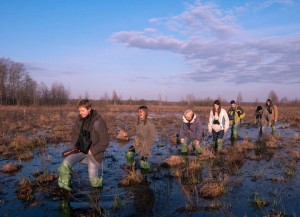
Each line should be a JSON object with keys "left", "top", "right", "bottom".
{"left": 0, "top": 105, "right": 300, "bottom": 216}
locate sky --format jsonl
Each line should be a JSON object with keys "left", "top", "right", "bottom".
{"left": 0, "top": 0, "right": 299, "bottom": 102}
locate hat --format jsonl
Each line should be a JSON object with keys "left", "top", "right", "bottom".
{"left": 230, "top": 100, "right": 236, "bottom": 104}
{"left": 256, "top": 106, "right": 262, "bottom": 112}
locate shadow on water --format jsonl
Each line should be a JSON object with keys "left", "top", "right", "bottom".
{"left": 0, "top": 121, "right": 300, "bottom": 216}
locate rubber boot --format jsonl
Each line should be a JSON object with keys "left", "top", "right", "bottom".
{"left": 58, "top": 162, "right": 72, "bottom": 191}
{"left": 211, "top": 140, "right": 217, "bottom": 152}
{"left": 195, "top": 144, "right": 202, "bottom": 154}
{"left": 272, "top": 125, "right": 276, "bottom": 135}
{"left": 217, "top": 139, "right": 223, "bottom": 151}
{"left": 181, "top": 143, "right": 188, "bottom": 154}
{"left": 125, "top": 150, "right": 135, "bottom": 165}
{"left": 232, "top": 126, "right": 238, "bottom": 140}
{"left": 140, "top": 156, "right": 150, "bottom": 170}
{"left": 89, "top": 177, "right": 103, "bottom": 188}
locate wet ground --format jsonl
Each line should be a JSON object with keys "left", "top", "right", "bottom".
{"left": 0, "top": 120, "right": 300, "bottom": 217}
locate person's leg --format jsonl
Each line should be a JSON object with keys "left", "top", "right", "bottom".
{"left": 232, "top": 124, "right": 238, "bottom": 140}
{"left": 87, "top": 156, "right": 102, "bottom": 188}
{"left": 212, "top": 131, "right": 218, "bottom": 152}
{"left": 217, "top": 130, "right": 225, "bottom": 151}
{"left": 140, "top": 155, "right": 150, "bottom": 170}
{"left": 181, "top": 137, "right": 191, "bottom": 154}
{"left": 125, "top": 146, "right": 135, "bottom": 165}
{"left": 58, "top": 152, "right": 86, "bottom": 191}
{"left": 271, "top": 122, "right": 276, "bottom": 135}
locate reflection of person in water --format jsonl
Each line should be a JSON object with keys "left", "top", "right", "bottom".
{"left": 127, "top": 183, "right": 155, "bottom": 216}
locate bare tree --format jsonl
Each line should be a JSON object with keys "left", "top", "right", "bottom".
{"left": 186, "top": 94, "right": 195, "bottom": 105}
{"left": 237, "top": 92, "right": 243, "bottom": 104}
{"left": 268, "top": 90, "right": 279, "bottom": 104}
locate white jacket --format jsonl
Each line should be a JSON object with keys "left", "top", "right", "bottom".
{"left": 208, "top": 108, "right": 229, "bottom": 133}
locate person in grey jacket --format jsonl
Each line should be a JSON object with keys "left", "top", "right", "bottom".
{"left": 125, "top": 105, "right": 156, "bottom": 170}
{"left": 58, "top": 99, "right": 109, "bottom": 191}
{"left": 255, "top": 105, "right": 271, "bottom": 136}
{"left": 179, "top": 109, "right": 203, "bottom": 155}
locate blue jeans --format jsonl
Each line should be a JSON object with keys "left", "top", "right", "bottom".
{"left": 63, "top": 152, "right": 100, "bottom": 180}
{"left": 212, "top": 130, "right": 224, "bottom": 142}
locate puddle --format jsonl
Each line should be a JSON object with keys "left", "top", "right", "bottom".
{"left": 0, "top": 122, "right": 300, "bottom": 216}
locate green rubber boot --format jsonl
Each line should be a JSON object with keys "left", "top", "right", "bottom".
{"left": 90, "top": 177, "right": 103, "bottom": 188}
{"left": 125, "top": 150, "right": 135, "bottom": 165}
{"left": 232, "top": 126, "right": 238, "bottom": 140}
{"left": 58, "top": 162, "right": 72, "bottom": 191}
{"left": 217, "top": 139, "right": 223, "bottom": 151}
{"left": 181, "top": 143, "right": 188, "bottom": 154}
{"left": 272, "top": 125, "right": 276, "bottom": 135}
{"left": 211, "top": 141, "right": 217, "bottom": 152}
{"left": 140, "top": 157, "right": 150, "bottom": 170}
{"left": 195, "top": 145, "right": 202, "bottom": 154}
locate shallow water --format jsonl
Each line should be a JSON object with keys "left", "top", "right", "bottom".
{"left": 0, "top": 122, "right": 299, "bottom": 217}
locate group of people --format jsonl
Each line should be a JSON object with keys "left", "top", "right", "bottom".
{"left": 57, "top": 98, "right": 278, "bottom": 191}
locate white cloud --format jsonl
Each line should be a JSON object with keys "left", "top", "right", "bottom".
{"left": 110, "top": 1, "right": 300, "bottom": 85}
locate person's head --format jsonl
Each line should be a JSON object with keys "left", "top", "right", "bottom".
{"left": 213, "top": 100, "right": 221, "bottom": 115}
{"left": 184, "top": 109, "right": 194, "bottom": 122}
{"left": 77, "top": 99, "right": 92, "bottom": 118}
{"left": 256, "top": 105, "right": 263, "bottom": 113}
{"left": 230, "top": 100, "right": 236, "bottom": 108}
{"left": 138, "top": 105, "right": 148, "bottom": 121}
{"left": 266, "top": 99, "right": 272, "bottom": 107}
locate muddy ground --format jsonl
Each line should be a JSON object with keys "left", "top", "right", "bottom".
{"left": 0, "top": 105, "right": 300, "bottom": 217}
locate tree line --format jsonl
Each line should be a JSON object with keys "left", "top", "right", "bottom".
{"left": 0, "top": 58, "right": 69, "bottom": 106}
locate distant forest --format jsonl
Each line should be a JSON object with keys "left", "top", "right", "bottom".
{"left": 1, "top": 57, "right": 299, "bottom": 106}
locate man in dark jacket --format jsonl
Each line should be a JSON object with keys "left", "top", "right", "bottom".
{"left": 179, "top": 109, "right": 203, "bottom": 155}
{"left": 58, "top": 99, "right": 109, "bottom": 191}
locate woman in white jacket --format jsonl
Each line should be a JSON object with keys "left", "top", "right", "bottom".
{"left": 208, "top": 100, "right": 229, "bottom": 152}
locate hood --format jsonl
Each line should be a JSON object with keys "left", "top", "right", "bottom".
{"left": 183, "top": 114, "right": 197, "bottom": 123}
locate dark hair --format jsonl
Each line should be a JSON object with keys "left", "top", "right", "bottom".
{"left": 138, "top": 105, "right": 148, "bottom": 125}
{"left": 213, "top": 100, "right": 221, "bottom": 115}
{"left": 230, "top": 100, "right": 236, "bottom": 104}
{"left": 256, "top": 106, "right": 262, "bottom": 112}
{"left": 77, "top": 98, "right": 92, "bottom": 109}
{"left": 266, "top": 99, "right": 272, "bottom": 106}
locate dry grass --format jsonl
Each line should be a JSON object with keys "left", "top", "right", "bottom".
{"left": 35, "top": 172, "right": 57, "bottom": 184}
{"left": 15, "top": 151, "right": 34, "bottom": 161}
{"left": 0, "top": 162, "right": 21, "bottom": 173}
{"left": 199, "top": 180, "right": 225, "bottom": 199}
{"left": 198, "top": 147, "right": 216, "bottom": 160}
{"left": 118, "top": 170, "right": 145, "bottom": 187}
{"left": 17, "top": 178, "right": 34, "bottom": 202}
{"left": 259, "top": 135, "right": 279, "bottom": 148}
{"left": 164, "top": 155, "right": 186, "bottom": 167}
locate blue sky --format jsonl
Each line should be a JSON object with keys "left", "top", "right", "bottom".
{"left": 0, "top": 0, "right": 299, "bottom": 102}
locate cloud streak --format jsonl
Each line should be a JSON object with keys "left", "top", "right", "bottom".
{"left": 111, "top": 1, "right": 300, "bottom": 85}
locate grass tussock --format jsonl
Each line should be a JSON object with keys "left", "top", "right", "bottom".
{"left": 17, "top": 178, "right": 34, "bottom": 202}
{"left": 119, "top": 170, "right": 145, "bottom": 187}
{"left": 15, "top": 151, "right": 34, "bottom": 161}
{"left": 0, "top": 162, "right": 21, "bottom": 173}
{"left": 10, "top": 135, "right": 46, "bottom": 152}
{"left": 288, "top": 149, "right": 300, "bottom": 160}
{"left": 115, "top": 129, "right": 130, "bottom": 141}
{"left": 199, "top": 180, "right": 225, "bottom": 199}
{"left": 260, "top": 135, "right": 279, "bottom": 148}
{"left": 35, "top": 172, "right": 57, "bottom": 184}
{"left": 198, "top": 147, "right": 216, "bottom": 160}
{"left": 164, "top": 155, "right": 186, "bottom": 167}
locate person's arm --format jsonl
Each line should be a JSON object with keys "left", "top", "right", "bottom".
{"left": 208, "top": 110, "right": 213, "bottom": 133}
{"left": 223, "top": 110, "right": 230, "bottom": 132}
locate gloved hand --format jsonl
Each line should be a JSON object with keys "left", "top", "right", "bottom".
{"left": 237, "top": 111, "right": 241, "bottom": 116}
